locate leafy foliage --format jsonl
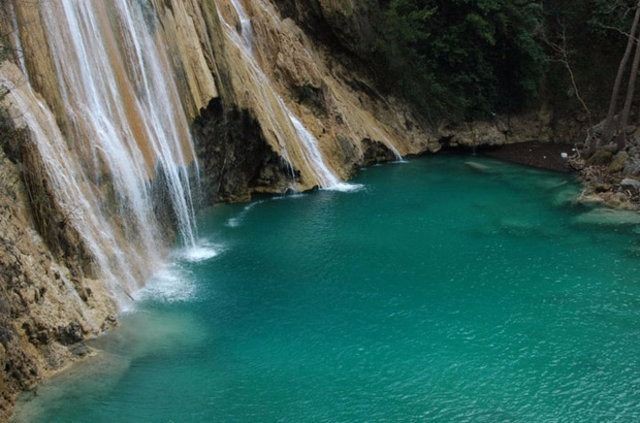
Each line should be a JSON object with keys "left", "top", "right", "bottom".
{"left": 372, "top": 0, "right": 546, "bottom": 120}
{"left": 368, "top": 0, "right": 636, "bottom": 121}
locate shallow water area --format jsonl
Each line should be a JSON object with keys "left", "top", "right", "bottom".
{"left": 13, "top": 155, "right": 640, "bottom": 422}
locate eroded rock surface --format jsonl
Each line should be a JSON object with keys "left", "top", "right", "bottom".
{"left": 0, "top": 144, "right": 116, "bottom": 421}
{"left": 193, "top": 98, "right": 293, "bottom": 202}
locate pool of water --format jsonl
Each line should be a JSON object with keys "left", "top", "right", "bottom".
{"left": 14, "top": 156, "right": 640, "bottom": 422}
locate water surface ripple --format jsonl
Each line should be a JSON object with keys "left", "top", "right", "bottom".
{"left": 15, "top": 156, "right": 640, "bottom": 422}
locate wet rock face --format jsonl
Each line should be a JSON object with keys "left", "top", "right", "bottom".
{"left": 20, "top": 141, "right": 95, "bottom": 279}
{"left": 0, "top": 119, "right": 117, "bottom": 420}
{"left": 362, "top": 138, "right": 396, "bottom": 166}
{"left": 0, "top": 269, "right": 39, "bottom": 419}
{"left": 55, "top": 322, "right": 84, "bottom": 346}
{"left": 193, "top": 98, "right": 294, "bottom": 203}
{"left": 294, "top": 83, "right": 328, "bottom": 116}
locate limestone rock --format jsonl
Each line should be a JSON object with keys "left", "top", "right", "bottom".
{"left": 621, "top": 178, "right": 640, "bottom": 190}
{"left": 575, "top": 208, "right": 640, "bottom": 226}
{"left": 0, "top": 63, "right": 117, "bottom": 420}
{"left": 623, "top": 158, "right": 640, "bottom": 176}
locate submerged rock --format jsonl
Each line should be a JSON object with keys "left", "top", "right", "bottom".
{"left": 465, "top": 161, "right": 492, "bottom": 173}
{"left": 621, "top": 178, "right": 640, "bottom": 190}
{"left": 574, "top": 208, "right": 640, "bottom": 226}
{"left": 552, "top": 187, "right": 580, "bottom": 207}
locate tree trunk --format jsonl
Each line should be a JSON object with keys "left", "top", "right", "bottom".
{"left": 602, "top": 1, "right": 640, "bottom": 142}
{"left": 617, "top": 27, "right": 640, "bottom": 150}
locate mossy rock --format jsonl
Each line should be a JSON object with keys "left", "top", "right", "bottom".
{"left": 608, "top": 151, "right": 629, "bottom": 173}
{"left": 588, "top": 149, "right": 614, "bottom": 165}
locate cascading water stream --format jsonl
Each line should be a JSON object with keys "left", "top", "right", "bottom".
{"left": 224, "top": 0, "right": 359, "bottom": 191}
{"left": 230, "top": 0, "right": 254, "bottom": 53}
{"left": 2, "top": 0, "right": 203, "bottom": 306}
{"left": 0, "top": 69, "right": 140, "bottom": 306}
{"left": 287, "top": 113, "right": 361, "bottom": 191}
{"left": 252, "top": 0, "right": 405, "bottom": 164}
{"left": 40, "top": 0, "right": 198, "bottom": 247}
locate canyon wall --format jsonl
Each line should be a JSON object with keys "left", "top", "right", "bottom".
{"left": 163, "top": 0, "right": 563, "bottom": 200}
{"left": 0, "top": 0, "right": 565, "bottom": 419}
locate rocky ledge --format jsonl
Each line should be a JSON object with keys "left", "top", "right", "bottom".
{"left": 571, "top": 145, "right": 640, "bottom": 210}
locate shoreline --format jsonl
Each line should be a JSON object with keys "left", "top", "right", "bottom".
{"left": 473, "top": 141, "right": 639, "bottom": 211}
{"left": 480, "top": 141, "right": 576, "bottom": 173}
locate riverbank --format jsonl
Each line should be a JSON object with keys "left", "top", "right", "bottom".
{"left": 478, "top": 141, "right": 640, "bottom": 211}
{"left": 481, "top": 142, "right": 575, "bottom": 173}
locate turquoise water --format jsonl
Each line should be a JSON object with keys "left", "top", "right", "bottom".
{"left": 14, "top": 156, "right": 640, "bottom": 422}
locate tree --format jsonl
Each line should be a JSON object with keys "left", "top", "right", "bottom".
{"left": 373, "top": 0, "right": 546, "bottom": 120}
{"left": 602, "top": 0, "right": 640, "bottom": 141}
{"left": 617, "top": 11, "right": 640, "bottom": 149}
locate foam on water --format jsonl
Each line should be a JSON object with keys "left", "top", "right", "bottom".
{"left": 226, "top": 200, "right": 265, "bottom": 227}
{"left": 133, "top": 264, "right": 196, "bottom": 304}
{"left": 180, "top": 242, "right": 221, "bottom": 262}
{"left": 226, "top": 217, "right": 241, "bottom": 228}
{"left": 132, "top": 240, "right": 221, "bottom": 304}
{"left": 272, "top": 193, "right": 309, "bottom": 202}
{"left": 321, "top": 182, "right": 365, "bottom": 193}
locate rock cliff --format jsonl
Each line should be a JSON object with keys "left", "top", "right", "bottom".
{"left": 0, "top": 66, "right": 116, "bottom": 421}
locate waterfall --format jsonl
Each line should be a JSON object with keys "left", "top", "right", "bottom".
{"left": 287, "top": 112, "right": 360, "bottom": 191}
{"left": 2, "top": 0, "right": 201, "bottom": 305}
{"left": 230, "top": 0, "right": 254, "bottom": 53}
{"left": 1, "top": 68, "right": 142, "bottom": 305}
{"left": 243, "top": 0, "right": 404, "bottom": 165}
{"left": 40, "top": 0, "right": 198, "bottom": 246}
{"left": 222, "top": 0, "right": 359, "bottom": 191}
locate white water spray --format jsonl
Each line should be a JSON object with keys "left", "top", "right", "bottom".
{"left": 221, "top": 0, "right": 360, "bottom": 191}
{"left": 230, "top": 0, "right": 254, "bottom": 53}
{"left": 40, "top": 0, "right": 198, "bottom": 247}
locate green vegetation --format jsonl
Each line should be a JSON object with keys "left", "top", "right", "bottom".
{"left": 369, "top": 0, "right": 637, "bottom": 122}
